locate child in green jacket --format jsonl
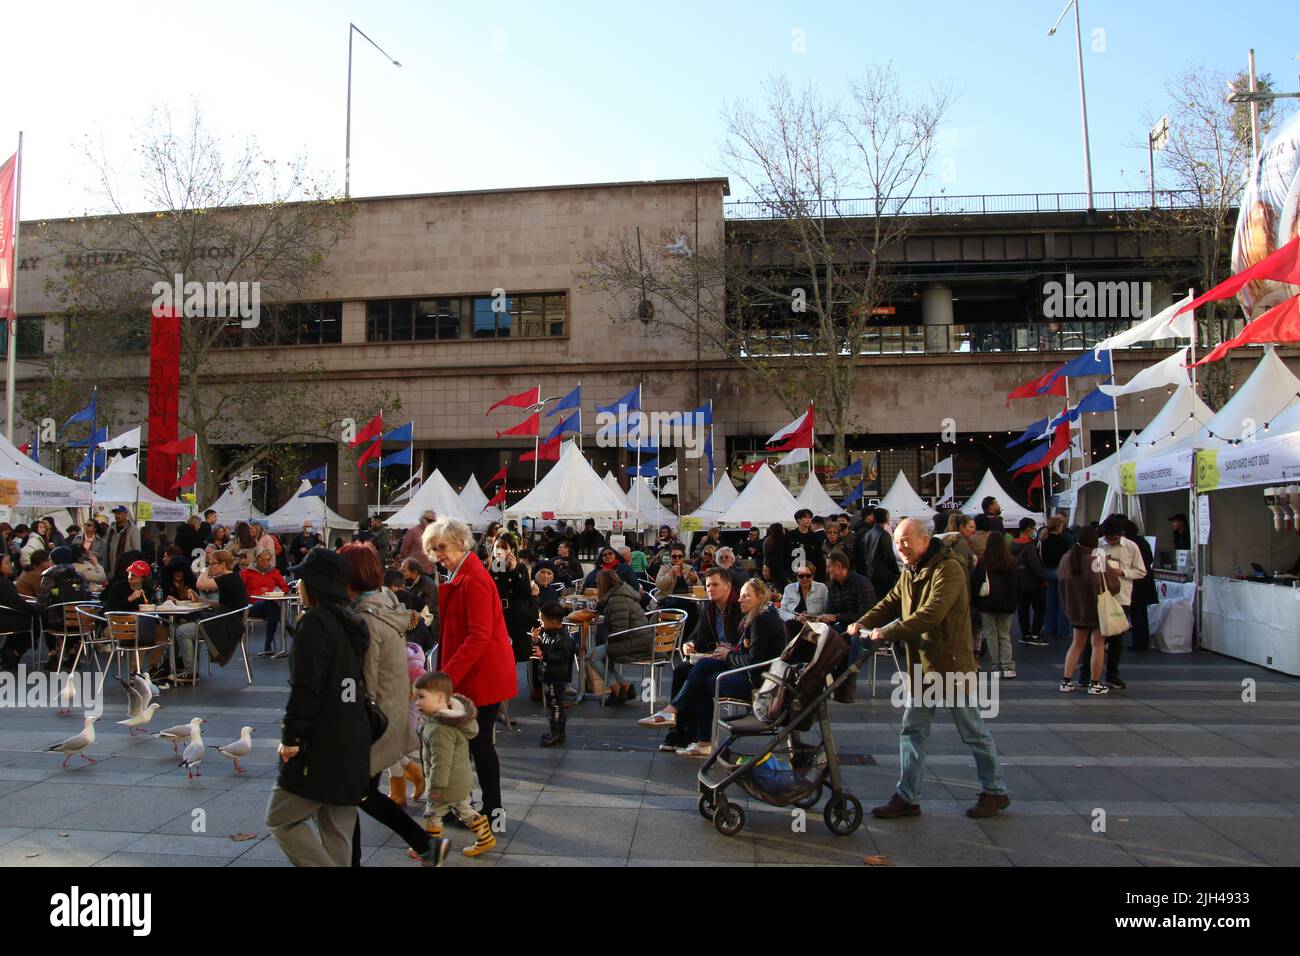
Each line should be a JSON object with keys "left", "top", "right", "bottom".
{"left": 414, "top": 671, "right": 495, "bottom": 857}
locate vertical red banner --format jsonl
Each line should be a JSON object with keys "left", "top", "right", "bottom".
{"left": 0, "top": 153, "right": 16, "bottom": 322}
{"left": 146, "top": 308, "right": 182, "bottom": 497}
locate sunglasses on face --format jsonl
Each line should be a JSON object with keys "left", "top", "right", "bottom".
{"left": 671, "top": 554, "right": 684, "bottom": 559}
{"left": 796, "top": 573, "right": 812, "bottom": 579}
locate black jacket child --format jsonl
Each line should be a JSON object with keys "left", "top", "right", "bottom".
{"left": 533, "top": 625, "right": 574, "bottom": 684}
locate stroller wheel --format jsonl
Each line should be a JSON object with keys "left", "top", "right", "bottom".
{"left": 713, "top": 801, "right": 745, "bottom": 837}
{"left": 697, "top": 792, "right": 718, "bottom": 821}
{"left": 824, "top": 793, "right": 863, "bottom": 836}
{"left": 793, "top": 785, "right": 824, "bottom": 810}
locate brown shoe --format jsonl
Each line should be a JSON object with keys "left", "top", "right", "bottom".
{"left": 870, "top": 794, "right": 921, "bottom": 819}
{"left": 966, "top": 792, "right": 1010, "bottom": 818}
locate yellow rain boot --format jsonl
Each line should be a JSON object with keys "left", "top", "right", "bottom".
{"left": 404, "top": 761, "right": 426, "bottom": 801}
{"left": 388, "top": 770, "right": 407, "bottom": 807}
{"left": 462, "top": 814, "right": 497, "bottom": 858}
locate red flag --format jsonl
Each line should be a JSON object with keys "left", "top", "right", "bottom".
{"left": 1012, "top": 424, "right": 1070, "bottom": 477}
{"left": 486, "top": 464, "right": 508, "bottom": 487}
{"left": 767, "top": 415, "right": 814, "bottom": 453}
{"left": 1007, "top": 365, "right": 1066, "bottom": 407}
{"left": 155, "top": 434, "right": 197, "bottom": 456}
{"left": 350, "top": 412, "right": 383, "bottom": 448}
{"left": 521, "top": 435, "right": 562, "bottom": 462}
{"left": 1189, "top": 295, "right": 1300, "bottom": 366}
{"left": 487, "top": 386, "right": 541, "bottom": 414}
{"left": 740, "top": 460, "right": 766, "bottom": 473}
{"left": 1175, "top": 236, "right": 1300, "bottom": 317}
{"left": 1027, "top": 472, "right": 1044, "bottom": 493}
{"left": 484, "top": 486, "right": 507, "bottom": 509}
{"left": 171, "top": 461, "right": 198, "bottom": 491}
{"left": 0, "top": 151, "right": 16, "bottom": 322}
{"left": 17, "top": 441, "right": 29, "bottom": 456}
{"left": 497, "top": 412, "right": 539, "bottom": 439}
{"left": 356, "top": 438, "right": 383, "bottom": 474}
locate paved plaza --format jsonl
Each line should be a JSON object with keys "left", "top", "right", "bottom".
{"left": 1, "top": 642, "right": 1298, "bottom": 868}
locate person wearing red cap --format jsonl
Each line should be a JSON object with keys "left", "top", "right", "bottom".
{"left": 103, "top": 559, "right": 162, "bottom": 667}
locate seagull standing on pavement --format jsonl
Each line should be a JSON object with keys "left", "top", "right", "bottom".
{"left": 179, "top": 717, "right": 206, "bottom": 780}
{"left": 46, "top": 716, "right": 99, "bottom": 768}
{"left": 115, "top": 675, "right": 157, "bottom": 735}
{"left": 216, "top": 726, "right": 255, "bottom": 773}
{"left": 57, "top": 674, "right": 77, "bottom": 715}
{"left": 118, "top": 702, "right": 161, "bottom": 735}
{"left": 155, "top": 718, "right": 205, "bottom": 755}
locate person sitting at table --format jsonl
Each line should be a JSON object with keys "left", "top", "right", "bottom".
{"left": 0, "top": 553, "right": 41, "bottom": 669}
{"left": 161, "top": 556, "right": 200, "bottom": 602}
{"left": 778, "top": 562, "right": 830, "bottom": 636}
{"left": 550, "top": 541, "right": 581, "bottom": 587}
{"left": 638, "top": 578, "right": 784, "bottom": 757}
{"left": 36, "top": 547, "right": 95, "bottom": 671}
{"left": 15, "top": 550, "right": 49, "bottom": 598}
{"left": 580, "top": 546, "right": 640, "bottom": 594}
{"left": 639, "top": 567, "right": 741, "bottom": 748}
{"left": 714, "top": 547, "right": 748, "bottom": 592}
{"left": 532, "top": 561, "right": 565, "bottom": 600}
{"left": 103, "top": 558, "right": 164, "bottom": 666}
{"left": 159, "top": 549, "right": 249, "bottom": 686}
{"left": 242, "top": 548, "right": 291, "bottom": 658}
{"left": 587, "top": 569, "right": 650, "bottom": 705}
{"left": 695, "top": 545, "right": 718, "bottom": 577}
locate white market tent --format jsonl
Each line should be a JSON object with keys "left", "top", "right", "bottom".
{"left": 796, "top": 472, "right": 841, "bottom": 517}
{"left": 387, "top": 469, "right": 478, "bottom": 528}
{"left": 688, "top": 473, "right": 740, "bottom": 522}
{"left": 626, "top": 476, "right": 678, "bottom": 529}
{"left": 263, "top": 480, "right": 354, "bottom": 535}
{"left": 203, "top": 479, "right": 264, "bottom": 524}
{"left": 0, "top": 431, "right": 92, "bottom": 509}
{"left": 602, "top": 472, "right": 637, "bottom": 513}
{"left": 715, "top": 464, "right": 800, "bottom": 527}
{"left": 959, "top": 469, "right": 1037, "bottom": 524}
{"left": 877, "top": 470, "right": 937, "bottom": 521}
{"left": 458, "top": 473, "right": 502, "bottom": 530}
{"left": 1200, "top": 347, "right": 1300, "bottom": 450}
{"left": 91, "top": 454, "right": 190, "bottom": 522}
{"left": 505, "top": 441, "right": 629, "bottom": 520}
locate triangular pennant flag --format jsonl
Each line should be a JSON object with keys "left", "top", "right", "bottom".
{"left": 300, "top": 464, "right": 327, "bottom": 482}
{"left": 1175, "top": 236, "right": 1300, "bottom": 317}
{"left": 595, "top": 386, "right": 641, "bottom": 416}
{"left": 484, "top": 486, "right": 507, "bottom": 509}
{"left": 1007, "top": 366, "right": 1065, "bottom": 407}
{"left": 488, "top": 386, "right": 542, "bottom": 414}
{"left": 1007, "top": 417, "right": 1050, "bottom": 448}
{"left": 383, "top": 421, "right": 414, "bottom": 443}
{"left": 62, "top": 390, "right": 97, "bottom": 430}
{"left": 100, "top": 426, "right": 142, "bottom": 450}
{"left": 298, "top": 481, "right": 326, "bottom": 499}
{"left": 171, "top": 461, "right": 198, "bottom": 492}
{"left": 521, "top": 435, "right": 562, "bottom": 462}
{"left": 497, "top": 412, "right": 540, "bottom": 439}
{"left": 834, "top": 459, "right": 864, "bottom": 479}
{"left": 922, "top": 456, "right": 954, "bottom": 478}
{"left": 357, "top": 438, "right": 383, "bottom": 474}
{"left": 839, "top": 479, "right": 865, "bottom": 507}
{"left": 547, "top": 385, "right": 581, "bottom": 416}
{"left": 486, "top": 464, "right": 508, "bottom": 487}
{"left": 350, "top": 413, "right": 383, "bottom": 448}
{"left": 1189, "top": 295, "right": 1300, "bottom": 366}
{"left": 155, "top": 434, "right": 198, "bottom": 457}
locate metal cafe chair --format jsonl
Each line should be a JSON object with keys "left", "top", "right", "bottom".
{"left": 103, "top": 612, "right": 170, "bottom": 679}
{"left": 181, "top": 606, "right": 253, "bottom": 686}
{"left": 599, "top": 610, "right": 686, "bottom": 715}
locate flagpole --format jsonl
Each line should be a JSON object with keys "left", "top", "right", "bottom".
{"left": 577, "top": 379, "right": 583, "bottom": 452}
{"left": 708, "top": 399, "right": 715, "bottom": 489}
{"left": 4, "top": 133, "right": 22, "bottom": 442}
{"left": 533, "top": 382, "right": 540, "bottom": 491}
{"left": 409, "top": 421, "right": 414, "bottom": 501}
{"left": 635, "top": 382, "right": 643, "bottom": 535}
{"left": 1187, "top": 289, "right": 1201, "bottom": 648}
{"left": 808, "top": 401, "right": 815, "bottom": 483}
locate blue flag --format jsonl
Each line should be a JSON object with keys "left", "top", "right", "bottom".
{"left": 1010, "top": 436, "right": 1058, "bottom": 471}
{"left": 548, "top": 385, "right": 581, "bottom": 417}
{"left": 63, "top": 390, "right": 97, "bottom": 431}
{"left": 1041, "top": 349, "right": 1112, "bottom": 392}
{"left": 595, "top": 386, "right": 641, "bottom": 416}
{"left": 629, "top": 455, "right": 659, "bottom": 478}
{"left": 546, "top": 412, "right": 579, "bottom": 442}
{"left": 1007, "top": 417, "right": 1050, "bottom": 448}
{"left": 834, "top": 459, "right": 863, "bottom": 479}
{"left": 383, "top": 421, "right": 413, "bottom": 444}
{"left": 68, "top": 425, "right": 108, "bottom": 449}
{"left": 74, "top": 447, "right": 107, "bottom": 479}
{"left": 688, "top": 403, "right": 713, "bottom": 427}
{"left": 367, "top": 446, "right": 412, "bottom": 469}
{"left": 839, "top": 479, "right": 865, "bottom": 507}
{"left": 300, "top": 465, "right": 327, "bottom": 482}
{"left": 1050, "top": 387, "right": 1116, "bottom": 428}
{"left": 704, "top": 434, "right": 714, "bottom": 484}
{"left": 298, "top": 481, "right": 327, "bottom": 499}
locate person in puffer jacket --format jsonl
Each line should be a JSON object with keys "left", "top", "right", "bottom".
{"left": 530, "top": 602, "right": 575, "bottom": 747}
{"left": 589, "top": 570, "right": 650, "bottom": 705}
{"left": 415, "top": 672, "right": 495, "bottom": 858}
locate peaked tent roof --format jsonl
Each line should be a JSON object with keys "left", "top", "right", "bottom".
{"left": 688, "top": 473, "right": 740, "bottom": 522}
{"left": 877, "top": 471, "right": 937, "bottom": 521}
{"left": 626, "top": 477, "right": 678, "bottom": 529}
{"left": 387, "top": 469, "right": 478, "bottom": 528}
{"left": 0, "top": 430, "right": 92, "bottom": 508}
{"left": 602, "top": 472, "right": 636, "bottom": 513}
{"left": 91, "top": 454, "right": 191, "bottom": 521}
{"left": 504, "top": 441, "right": 629, "bottom": 519}
{"left": 203, "top": 479, "right": 265, "bottom": 523}
{"left": 1201, "top": 346, "right": 1300, "bottom": 449}
{"left": 796, "top": 472, "right": 841, "bottom": 516}
{"left": 1074, "top": 431, "right": 1141, "bottom": 488}
{"left": 1129, "top": 383, "right": 1215, "bottom": 457}
{"left": 715, "top": 464, "right": 800, "bottom": 527}
{"left": 457, "top": 473, "right": 502, "bottom": 530}
{"left": 263, "top": 480, "right": 354, "bottom": 534}
{"left": 959, "top": 470, "right": 1037, "bottom": 524}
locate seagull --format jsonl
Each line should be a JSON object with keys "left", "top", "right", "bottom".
{"left": 130, "top": 671, "right": 160, "bottom": 702}
{"left": 118, "top": 702, "right": 161, "bottom": 735}
{"left": 216, "top": 726, "right": 255, "bottom": 773}
{"left": 57, "top": 674, "right": 77, "bottom": 715}
{"left": 179, "top": 717, "right": 206, "bottom": 780}
{"left": 46, "top": 716, "right": 99, "bottom": 768}
{"left": 155, "top": 718, "right": 205, "bottom": 755}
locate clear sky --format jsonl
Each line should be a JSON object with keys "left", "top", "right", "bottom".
{"left": 7, "top": 0, "right": 1298, "bottom": 219}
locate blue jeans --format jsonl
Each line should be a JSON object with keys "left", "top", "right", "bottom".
{"left": 249, "top": 601, "right": 282, "bottom": 652}
{"left": 896, "top": 701, "right": 1007, "bottom": 804}
{"left": 1043, "top": 569, "right": 1068, "bottom": 638}
{"left": 671, "top": 658, "right": 751, "bottom": 744}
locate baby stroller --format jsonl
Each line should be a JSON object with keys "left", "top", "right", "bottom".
{"left": 696, "top": 622, "right": 869, "bottom": 837}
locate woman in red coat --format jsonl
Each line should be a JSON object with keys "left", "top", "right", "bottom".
{"left": 423, "top": 517, "right": 517, "bottom": 826}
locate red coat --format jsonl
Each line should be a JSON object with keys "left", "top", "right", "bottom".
{"left": 242, "top": 566, "right": 290, "bottom": 598}
{"left": 437, "top": 551, "right": 518, "bottom": 707}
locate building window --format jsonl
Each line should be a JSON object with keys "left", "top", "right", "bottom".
{"left": 224, "top": 302, "right": 342, "bottom": 347}
{"left": 366, "top": 293, "right": 566, "bottom": 342}
{"left": 1, "top": 317, "right": 46, "bottom": 359}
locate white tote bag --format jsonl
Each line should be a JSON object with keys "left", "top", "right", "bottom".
{"left": 1096, "top": 573, "right": 1129, "bottom": 637}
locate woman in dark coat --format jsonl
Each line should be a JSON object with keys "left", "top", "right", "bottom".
{"left": 588, "top": 570, "right": 651, "bottom": 704}
{"left": 1124, "top": 519, "right": 1158, "bottom": 651}
{"left": 762, "top": 523, "right": 791, "bottom": 591}
{"left": 489, "top": 532, "right": 537, "bottom": 729}
{"left": 0, "top": 553, "right": 39, "bottom": 668}
{"left": 265, "top": 548, "right": 379, "bottom": 867}
{"left": 1057, "top": 526, "right": 1121, "bottom": 695}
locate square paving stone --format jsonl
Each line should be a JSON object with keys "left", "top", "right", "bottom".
{"left": 974, "top": 815, "right": 1139, "bottom": 867}
{"left": 1102, "top": 816, "right": 1268, "bottom": 866}
{"left": 499, "top": 805, "right": 636, "bottom": 859}
{"left": 630, "top": 807, "right": 756, "bottom": 864}
{"left": 863, "top": 815, "right": 1011, "bottom": 867}
{"left": 1188, "top": 816, "right": 1300, "bottom": 866}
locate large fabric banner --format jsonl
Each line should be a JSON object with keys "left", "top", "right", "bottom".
{"left": 1196, "top": 430, "right": 1300, "bottom": 492}
{"left": 0, "top": 153, "right": 15, "bottom": 322}
{"left": 1129, "top": 449, "right": 1195, "bottom": 494}
{"left": 145, "top": 308, "right": 182, "bottom": 497}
